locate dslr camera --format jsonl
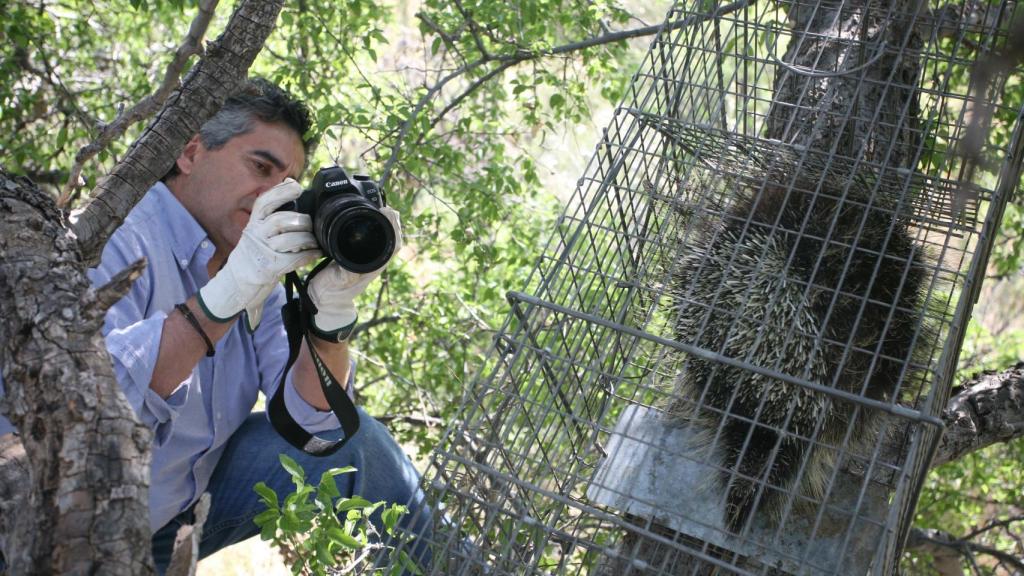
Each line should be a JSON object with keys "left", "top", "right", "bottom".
{"left": 279, "top": 166, "right": 396, "bottom": 273}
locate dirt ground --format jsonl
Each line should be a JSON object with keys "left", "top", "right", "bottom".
{"left": 197, "top": 538, "right": 289, "bottom": 575}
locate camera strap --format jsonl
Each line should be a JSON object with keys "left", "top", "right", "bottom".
{"left": 268, "top": 265, "right": 360, "bottom": 457}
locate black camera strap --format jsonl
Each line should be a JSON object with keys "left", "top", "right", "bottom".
{"left": 268, "top": 265, "right": 360, "bottom": 456}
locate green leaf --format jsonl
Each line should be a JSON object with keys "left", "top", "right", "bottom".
{"left": 431, "top": 36, "right": 443, "bottom": 56}
{"left": 398, "top": 549, "right": 424, "bottom": 575}
{"left": 324, "top": 466, "right": 357, "bottom": 477}
{"left": 318, "top": 473, "right": 341, "bottom": 500}
{"left": 260, "top": 521, "right": 277, "bottom": 542}
{"left": 328, "top": 526, "right": 363, "bottom": 550}
{"left": 381, "top": 504, "right": 408, "bottom": 533}
{"left": 315, "top": 539, "right": 334, "bottom": 566}
{"left": 281, "top": 509, "right": 302, "bottom": 532}
{"left": 336, "top": 496, "right": 373, "bottom": 512}
{"left": 253, "top": 508, "right": 280, "bottom": 527}
{"left": 279, "top": 453, "right": 305, "bottom": 486}
{"left": 254, "top": 482, "right": 279, "bottom": 509}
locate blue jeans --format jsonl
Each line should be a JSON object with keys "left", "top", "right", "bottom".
{"left": 151, "top": 409, "right": 432, "bottom": 574}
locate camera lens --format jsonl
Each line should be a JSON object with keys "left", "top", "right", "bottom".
{"left": 334, "top": 211, "right": 391, "bottom": 268}
{"left": 317, "top": 201, "right": 396, "bottom": 273}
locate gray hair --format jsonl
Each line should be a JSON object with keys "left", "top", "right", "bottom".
{"left": 163, "top": 78, "right": 316, "bottom": 180}
{"left": 197, "top": 107, "right": 257, "bottom": 151}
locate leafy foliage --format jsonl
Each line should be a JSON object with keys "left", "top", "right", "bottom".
{"left": 0, "top": 0, "right": 654, "bottom": 454}
{"left": 253, "top": 454, "right": 420, "bottom": 576}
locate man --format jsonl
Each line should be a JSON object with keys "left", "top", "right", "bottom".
{"left": 0, "top": 79, "right": 428, "bottom": 572}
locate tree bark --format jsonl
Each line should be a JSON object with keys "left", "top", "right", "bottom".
{"left": 0, "top": 1, "right": 284, "bottom": 574}
{"left": 931, "top": 362, "right": 1024, "bottom": 467}
{"left": 765, "top": 0, "right": 922, "bottom": 167}
{"left": 0, "top": 171, "right": 153, "bottom": 575}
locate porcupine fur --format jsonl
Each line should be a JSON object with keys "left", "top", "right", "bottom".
{"left": 666, "top": 171, "right": 933, "bottom": 533}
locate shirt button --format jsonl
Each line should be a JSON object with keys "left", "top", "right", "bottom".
{"left": 201, "top": 240, "right": 209, "bottom": 249}
{"left": 179, "top": 258, "right": 188, "bottom": 267}
{"left": 216, "top": 412, "right": 222, "bottom": 420}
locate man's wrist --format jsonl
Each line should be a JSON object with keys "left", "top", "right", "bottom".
{"left": 196, "top": 287, "right": 239, "bottom": 323}
{"left": 309, "top": 316, "right": 357, "bottom": 343}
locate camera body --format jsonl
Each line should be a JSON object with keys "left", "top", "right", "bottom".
{"left": 281, "top": 166, "right": 396, "bottom": 273}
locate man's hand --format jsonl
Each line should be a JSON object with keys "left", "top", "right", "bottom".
{"left": 198, "top": 179, "right": 320, "bottom": 330}
{"left": 307, "top": 207, "right": 403, "bottom": 342}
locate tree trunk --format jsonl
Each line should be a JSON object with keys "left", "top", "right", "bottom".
{"left": 0, "top": 171, "right": 153, "bottom": 575}
{"left": 0, "top": 1, "right": 284, "bottom": 573}
{"left": 765, "top": 0, "right": 922, "bottom": 167}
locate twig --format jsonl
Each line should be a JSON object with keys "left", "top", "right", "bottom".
{"left": 350, "top": 314, "right": 401, "bottom": 340}
{"left": 963, "top": 514, "right": 1024, "bottom": 540}
{"left": 452, "top": 0, "right": 491, "bottom": 59}
{"left": 908, "top": 526, "right": 1024, "bottom": 574}
{"left": 92, "top": 258, "right": 148, "bottom": 313}
{"left": 58, "top": 0, "right": 220, "bottom": 208}
{"left": 426, "top": 59, "right": 519, "bottom": 135}
{"left": 417, "top": 11, "right": 465, "bottom": 63}
{"left": 375, "top": 413, "right": 444, "bottom": 427}
{"left": 15, "top": 46, "right": 98, "bottom": 131}
{"left": 379, "top": 0, "right": 751, "bottom": 189}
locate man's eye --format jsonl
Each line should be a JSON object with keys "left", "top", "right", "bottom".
{"left": 252, "top": 160, "right": 271, "bottom": 175}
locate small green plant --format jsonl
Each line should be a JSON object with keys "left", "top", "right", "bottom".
{"left": 253, "top": 454, "right": 422, "bottom": 576}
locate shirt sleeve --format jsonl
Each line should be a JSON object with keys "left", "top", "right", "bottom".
{"left": 87, "top": 231, "right": 187, "bottom": 446}
{"left": 254, "top": 286, "right": 356, "bottom": 434}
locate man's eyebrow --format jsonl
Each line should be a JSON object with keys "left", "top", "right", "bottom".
{"left": 250, "top": 150, "right": 287, "bottom": 171}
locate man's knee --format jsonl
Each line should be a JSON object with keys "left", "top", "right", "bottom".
{"left": 347, "top": 414, "right": 423, "bottom": 504}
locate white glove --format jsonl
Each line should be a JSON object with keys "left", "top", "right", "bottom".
{"left": 307, "top": 207, "right": 403, "bottom": 342}
{"left": 198, "top": 179, "right": 320, "bottom": 331}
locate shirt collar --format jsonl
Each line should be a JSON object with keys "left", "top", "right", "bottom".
{"left": 149, "top": 181, "right": 212, "bottom": 269}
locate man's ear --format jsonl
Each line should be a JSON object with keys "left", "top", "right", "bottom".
{"left": 175, "top": 135, "right": 203, "bottom": 176}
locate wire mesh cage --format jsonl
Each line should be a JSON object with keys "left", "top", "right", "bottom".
{"left": 383, "top": 1, "right": 1024, "bottom": 574}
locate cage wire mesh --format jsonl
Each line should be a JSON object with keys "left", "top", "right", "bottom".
{"left": 378, "top": 1, "right": 1024, "bottom": 575}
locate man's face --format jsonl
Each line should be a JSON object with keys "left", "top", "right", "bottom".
{"left": 172, "top": 119, "right": 306, "bottom": 257}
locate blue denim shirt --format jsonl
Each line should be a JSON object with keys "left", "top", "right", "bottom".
{"left": 0, "top": 182, "right": 351, "bottom": 532}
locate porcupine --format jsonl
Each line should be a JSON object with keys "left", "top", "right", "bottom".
{"left": 665, "top": 169, "right": 932, "bottom": 533}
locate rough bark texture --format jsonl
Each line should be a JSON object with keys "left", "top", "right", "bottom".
{"left": 0, "top": 171, "right": 153, "bottom": 575}
{"left": 0, "top": 1, "right": 284, "bottom": 574}
{"left": 71, "top": 0, "right": 286, "bottom": 266}
{"left": 931, "top": 362, "right": 1024, "bottom": 467}
{"left": 765, "top": 0, "right": 922, "bottom": 167}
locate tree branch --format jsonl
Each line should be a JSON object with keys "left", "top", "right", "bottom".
{"left": 58, "top": 0, "right": 220, "bottom": 208}
{"left": 452, "top": 0, "right": 492, "bottom": 59}
{"left": 350, "top": 314, "right": 401, "bottom": 339}
{"left": 376, "top": 413, "right": 444, "bottom": 427}
{"left": 379, "top": 0, "right": 752, "bottom": 190}
{"left": 71, "top": 0, "right": 286, "bottom": 266}
{"left": 426, "top": 59, "right": 519, "bottom": 136}
{"left": 906, "top": 525, "right": 1024, "bottom": 575}
{"left": 165, "top": 493, "right": 211, "bottom": 576}
{"left": 931, "top": 362, "right": 1024, "bottom": 468}
{"left": 905, "top": 527, "right": 966, "bottom": 576}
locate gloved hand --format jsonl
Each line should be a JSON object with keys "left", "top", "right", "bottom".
{"left": 198, "top": 179, "right": 320, "bottom": 331}
{"left": 307, "top": 207, "right": 403, "bottom": 342}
